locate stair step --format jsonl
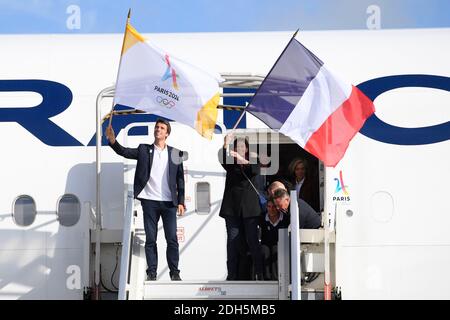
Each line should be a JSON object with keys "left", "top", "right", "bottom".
{"left": 143, "top": 281, "right": 279, "bottom": 300}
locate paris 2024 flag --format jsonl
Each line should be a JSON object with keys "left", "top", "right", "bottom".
{"left": 246, "top": 34, "right": 375, "bottom": 167}
{"left": 114, "top": 22, "right": 224, "bottom": 139}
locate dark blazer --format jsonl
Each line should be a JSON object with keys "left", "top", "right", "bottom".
{"left": 292, "top": 176, "right": 320, "bottom": 213}
{"left": 218, "top": 148, "right": 262, "bottom": 219}
{"left": 109, "top": 141, "right": 185, "bottom": 206}
{"left": 283, "top": 199, "right": 321, "bottom": 229}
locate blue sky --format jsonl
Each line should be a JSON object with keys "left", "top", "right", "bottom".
{"left": 0, "top": 0, "right": 449, "bottom": 34}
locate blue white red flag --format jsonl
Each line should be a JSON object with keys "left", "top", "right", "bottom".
{"left": 246, "top": 35, "right": 375, "bottom": 167}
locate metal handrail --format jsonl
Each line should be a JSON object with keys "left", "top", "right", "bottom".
{"left": 118, "top": 191, "right": 135, "bottom": 300}
{"left": 93, "top": 85, "right": 115, "bottom": 299}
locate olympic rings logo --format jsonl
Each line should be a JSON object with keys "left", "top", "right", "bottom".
{"left": 156, "top": 96, "right": 176, "bottom": 108}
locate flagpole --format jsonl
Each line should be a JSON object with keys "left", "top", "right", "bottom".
{"left": 231, "top": 107, "right": 246, "bottom": 131}
{"left": 108, "top": 8, "right": 132, "bottom": 127}
{"left": 228, "top": 28, "right": 300, "bottom": 132}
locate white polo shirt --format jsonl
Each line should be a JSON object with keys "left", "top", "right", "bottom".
{"left": 265, "top": 212, "right": 284, "bottom": 227}
{"left": 137, "top": 144, "right": 172, "bottom": 201}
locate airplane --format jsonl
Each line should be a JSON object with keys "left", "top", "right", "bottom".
{"left": 0, "top": 27, "right": 449, "bottom": 299}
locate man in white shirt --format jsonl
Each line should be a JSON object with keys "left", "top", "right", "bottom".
{"left": 106, "top": 119, "right": 185, "bottom": 281}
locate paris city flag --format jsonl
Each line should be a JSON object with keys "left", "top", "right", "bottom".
{"left": 245, "top": 34, "right": 375, "bottom": 167}
{"left": 114, "top": 22, "right": 223, "bottom": 139}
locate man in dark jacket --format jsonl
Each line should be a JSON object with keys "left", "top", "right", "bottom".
{"left": 105, "top": 119, "right": 185, "bottom": 281}
{"left": 272, "top": 188, "right": 322, "bottom": 229}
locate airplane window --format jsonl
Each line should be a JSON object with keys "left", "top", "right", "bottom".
{"left": 195, "top": 182, "right": 210, "bottom": 214}
{"left": 57, "top": 194, "right": 81, "bottom": 227}
{"left": 13, "top": 195, "right": 36, "bottom": 227}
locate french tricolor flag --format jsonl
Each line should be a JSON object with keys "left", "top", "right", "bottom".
{"left": 246, "top": 35, "right": 375, "bottom": 167}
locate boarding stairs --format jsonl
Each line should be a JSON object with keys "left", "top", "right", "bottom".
{"left": 117, "top": 191, "right": 335, "bottom": 300}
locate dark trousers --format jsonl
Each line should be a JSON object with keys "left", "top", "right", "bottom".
{"left": 224, "top": 216, "right": 263, "bottom": 280}
{"left": 262, "top": 244, "right": 278, "bottom": 280}
{"left": 141, "top": 199, "right": 179, "bottom": 275}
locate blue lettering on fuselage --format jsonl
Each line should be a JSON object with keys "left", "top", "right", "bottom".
{"left": 0, "top": 75, "right": 448, "bottom": 146}
{"left": 358, "top": 74, "right": 450, "bottom": 145}
{"left": 0, "top": 80, "right": 82, "bottom": 146}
